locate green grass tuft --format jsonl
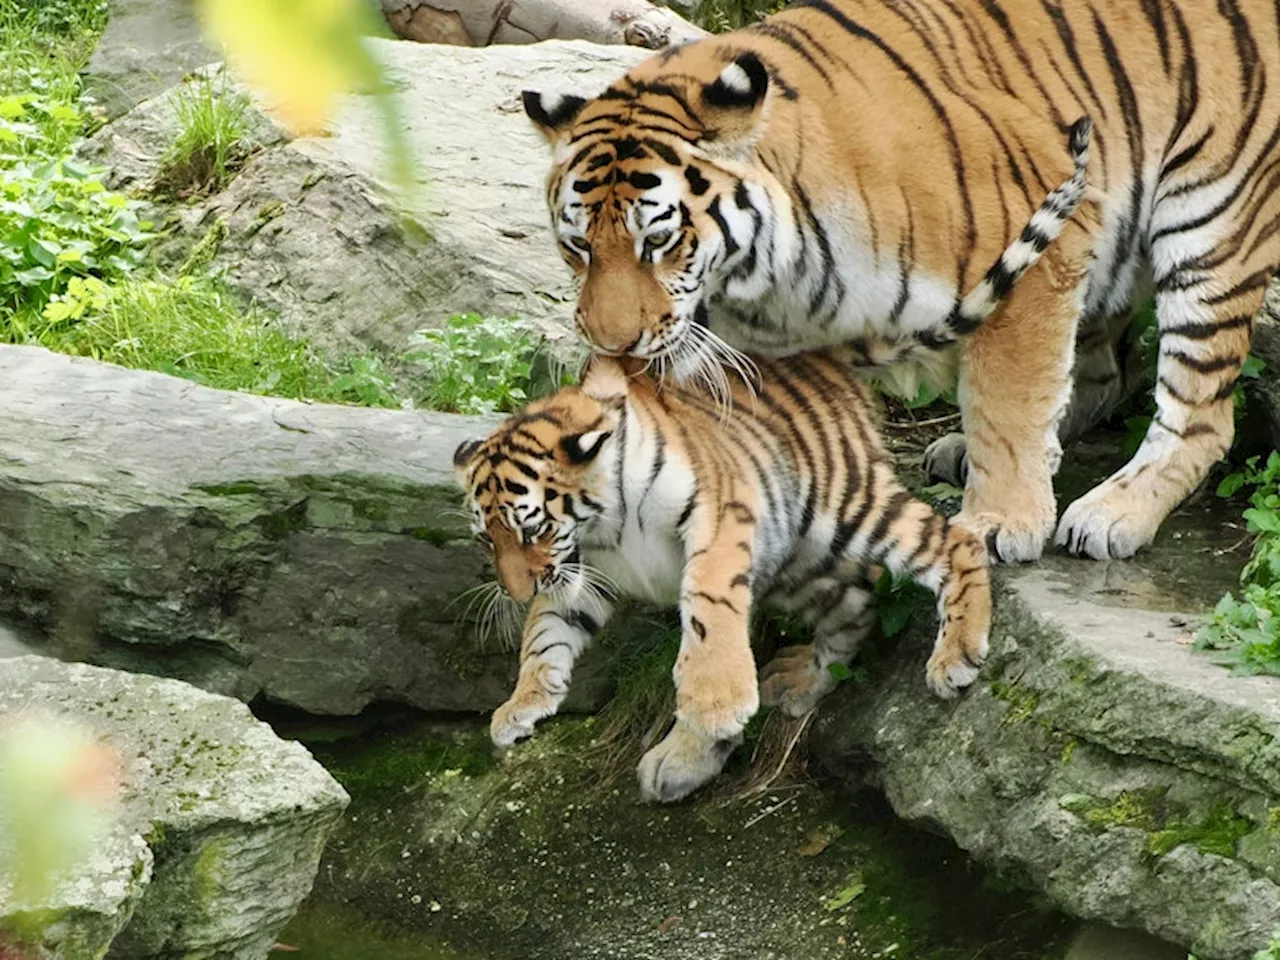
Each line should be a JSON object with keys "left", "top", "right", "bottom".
{"left": 155, "top": 74, "right": 255, "bottom": 198}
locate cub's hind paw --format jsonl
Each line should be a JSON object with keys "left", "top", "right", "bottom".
{"left": 758, "top": 644, "right": 837, "bottom": 717}
{"left": 637, "top": 721, "right": 740, "bottom": 804}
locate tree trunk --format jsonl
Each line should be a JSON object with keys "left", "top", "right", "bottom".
{"left": 381, "top": 0, "right": 708, "bottom": 49}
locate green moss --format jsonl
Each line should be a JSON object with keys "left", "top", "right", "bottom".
{"left": 352, "top": 499, "right": 391, "bottom": 522}
{"left": 1147, "top": 803, "right": 1254, "bottom": 858}
{"left": 1268, "top": 807, "right": 1280, "bottom": 833}
{"left": 1059, "top": 737, "right": 1077, "bottom": 766}
{"left": 404, "top": 526, "right": 450, "bottom": 546}
{"left": 195, "top": 481, "right": 260, "bottom": 497}
{"left": 178, "top": 216, "right": 227, "bottom": 277}
{"left": 192, "top": 837, "right": 226, "bottom": 905}
{"left": 1062, "top": 790, "right": 1255, "bottom": 859}
{"left": 1061, "top": 787, "right": 1170, "bottom": 832}
{"left": 991, "top": 680, "right": 1039, "bottom": 726}
{"left": 314, "top": 728, "right": 496, "bottom": 804}
{"left": 258, "top": 498, "right": 309, "bottom": 540}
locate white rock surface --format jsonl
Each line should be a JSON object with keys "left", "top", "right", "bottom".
{"left": 0, "top": 657, "right": 348, "bottom": 959}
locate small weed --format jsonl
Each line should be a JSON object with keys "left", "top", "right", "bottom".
{"left": 406, "top": 313, "right": 566, "bottom": 415}
{"left": 694, "top": 0, "right": 790, "bottom": 31}
{"left": 155, "top": 75, "right": 255, "bottom": 198}
{"left": 1197, "top": 451, "right": 1280, "bottom": 676}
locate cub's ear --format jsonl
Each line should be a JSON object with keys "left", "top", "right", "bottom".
{"left": 560, "top": 429, "right": 612, "bottom": 465}
{"left": 700, "top": 52, "right": 770, "bottom": 148}
{"left": 522, "top": 90, "right": 589, "bottom": 145}
{"left": 453, "top": 438, "right": 483, "bottom": 468}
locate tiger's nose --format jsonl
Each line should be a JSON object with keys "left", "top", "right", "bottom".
{"left": 576, "top": 311, "right": 642, "bottom": 356}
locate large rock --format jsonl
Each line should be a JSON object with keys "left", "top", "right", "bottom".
{"left": 81, "top": 40, "right": 651, "bottom": 371}
{"left": 811, "top": 547, "right": 1280, "bottom": 960}
{"left": 0, "top": 345, "right": 514, "bottom": 716}
{"left": 0, "top": 656, "right": 348, "bottom": 959}
{"left": 84, "top": 0, "right": 215, "bottom": 122}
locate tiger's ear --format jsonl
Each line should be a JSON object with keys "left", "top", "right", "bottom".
{"left": 453, "top": 438, "right": 483, "bottom": 469}
{"left": 522, "top": 90, "right": 589, "bottom": 146}
{"left": 700, "top": 52, "right": 769, "bottom": 145}
{"left": 560, "top": 429, "right": 612, "bottom": 465}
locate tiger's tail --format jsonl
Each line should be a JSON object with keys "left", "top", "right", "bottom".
{"left": 945, "top": 116, "right": 1093, "bottom": 339}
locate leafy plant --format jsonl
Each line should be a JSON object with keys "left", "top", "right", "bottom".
{"left": 0, "top": 157, "right": 152, "bottom": 316}
{"left": 1196, "top": 451, "right": 1280, "bottom": 676}
{"left": 155, "top": 74, "right": 255, "bottom": 198}
{"left": 406, "top": 313, "right": 553, "bottom": 415}
{"left": 873, "top": 570, "right": 934, "bottom": 639}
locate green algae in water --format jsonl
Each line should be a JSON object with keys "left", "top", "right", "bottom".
{"left": 284, "top": 713, "right": 1073, "bottom": 960}
{"left": 280, "top": 901, "right": 490, "bottom": 960}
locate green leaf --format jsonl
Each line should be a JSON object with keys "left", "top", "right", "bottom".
{"left": 826, "top": 662, "right": 854, "bottom": 683}
{"left": 1242, "top": 353, "right": 1267, "bottom": 379}
{"left": 1218, "top": 472, "right": 1248, "bottom": 498}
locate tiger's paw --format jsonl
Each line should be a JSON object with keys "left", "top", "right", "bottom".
{"left": 954, "top": 510, "right": 1051, "bottom": 565}
{"left": 674, "top": 654, "right": 759, "bottom": 742}
{"left": 637, "top": 721, "right": 741, "bottom": 804}
{"left": 490, "top": 689, "right": 557, "bottom": 748}
{"left": 925, "top": 629, "right": 989, "bottom": 699}
{"left": 1055, "top": 481, "right": 1158, "bottom": 560}
{"left": 923, "top": 433, "right": 969, "bottom": 486}
{"left": 758, "top": 644, "right": 837, "bottom": 717}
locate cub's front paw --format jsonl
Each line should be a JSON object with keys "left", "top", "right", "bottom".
{"left": 490, "top": 689, "right": 556, "bottom": 748}
{"left": 758, "top": 644, "right": 837, "bottom": 717}
{"left": 637, "top": 721, "right": 740, "bottom": 804}
{"left": 674, "top": 652, "right": 758, "bottom": 741}
{"left": 924, "top": 628, "right": 988, "bottom": 699}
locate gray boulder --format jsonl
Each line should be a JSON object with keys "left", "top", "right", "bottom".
{"left": 0, "top": 656, "right": 348, "bottom": 959}
{"left": 84, "top": 0, "right": 215, "bottom": 122}
{"left": 0, "top": 345, "right": 514, "bottom": 716}
{"left": 80, "top": 40, "right": 650, "bottom": 371}
{"left": 811, "top": 555, "right": 1280, "bottom": 960}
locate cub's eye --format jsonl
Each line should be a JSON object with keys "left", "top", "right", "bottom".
{"left": 475, "top": 529, "right": 493, "bottom": 547}
{"left": 644, "top": 229, "right": 675, "bottom": 255}
{"left": 567, "top": 235, "right": 591, "bottom": 253}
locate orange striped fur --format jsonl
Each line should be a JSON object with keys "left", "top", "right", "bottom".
{"left": 523, "top": 0, "right": 1280, "bottom": 562}
{"left": 455, "top": 352, "right": 990, "bottom": 802}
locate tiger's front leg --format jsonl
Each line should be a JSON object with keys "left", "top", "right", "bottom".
{"left": 491, "top": 592, "right": 614, "bottom": 748}
{"left": 638, "top": 498, "right": 759, "bottom": 803}
{"left": 954, "top": 239, "right": 1092, "bottom": 563}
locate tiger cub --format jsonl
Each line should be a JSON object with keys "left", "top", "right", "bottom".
{"left": 454, "top": 349, "right": 988, "bottom": 803}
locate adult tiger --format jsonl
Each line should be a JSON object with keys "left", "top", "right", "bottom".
{"left": 521, "top": 0, "right": 1280, "bottom": 563}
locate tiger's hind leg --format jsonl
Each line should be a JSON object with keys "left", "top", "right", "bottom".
{"left": 1057, "top": 223, "right": 1277, "bottom": 558}
{"left": 758, "top": 562, "right": 877, "bottom": 717}
{"left": 924, "top": 307, "right": 1143, "bottom": 487}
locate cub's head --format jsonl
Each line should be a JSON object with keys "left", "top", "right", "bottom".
{"left": 454, "top": 375, "right": 625, "bottom": 602}
{"left": 523, "top": 48, "right": 776, "bottom": 374}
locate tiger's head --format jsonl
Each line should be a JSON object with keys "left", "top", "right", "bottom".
{"left": 453, "top": 364, "right": 629, "bottom": 602}
{"left": 522, "top": 49, "right": 779, "bottom": 382}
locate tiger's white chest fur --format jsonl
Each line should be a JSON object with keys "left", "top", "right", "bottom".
{"left": 580, "top": 413, "right": 692, "bottom": 606}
